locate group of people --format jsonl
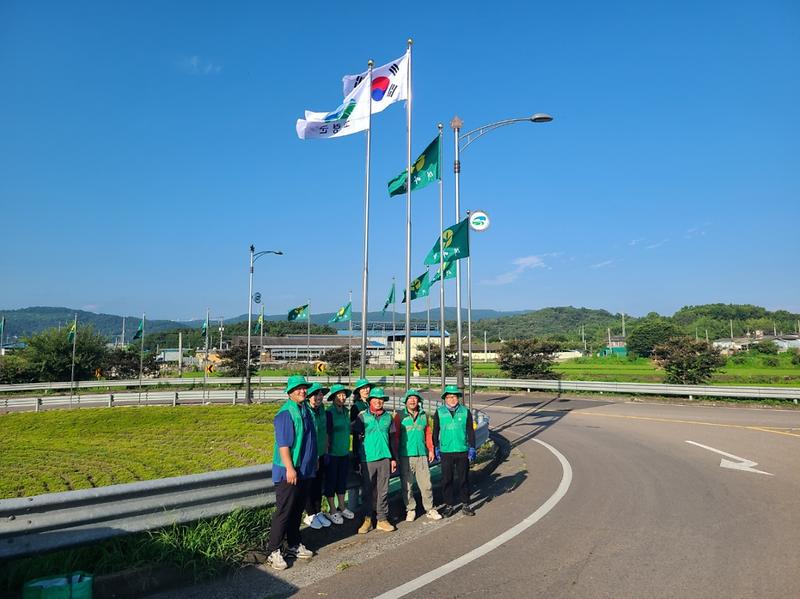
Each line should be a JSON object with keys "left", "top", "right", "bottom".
{"left": 265, "top": 375, "right": 478, "bottom": 571}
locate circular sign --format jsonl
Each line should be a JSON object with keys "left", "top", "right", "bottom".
{"left": 253, "top": 292, "right": 262, "bottom": 304}
{"left": 469, "top": 210, "right": 490, "bottom": 232}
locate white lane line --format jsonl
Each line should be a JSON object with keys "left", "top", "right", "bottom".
{"left": 374, "top": 439, "right": 573, "bottom": 599}
{"left": 685, "top": 440, "right": 774, "bottom": 476}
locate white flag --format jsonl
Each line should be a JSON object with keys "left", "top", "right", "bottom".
{"left": 342, "top": 51, "right": 409, "bottom": 116}
{"left": 296, "top": 76, "right": 371, "bottom": 140}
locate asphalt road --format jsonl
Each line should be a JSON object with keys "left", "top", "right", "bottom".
{"left": 292, "top": 393, "right": 800, "bottom": 599}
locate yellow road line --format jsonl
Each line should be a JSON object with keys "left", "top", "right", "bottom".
{"left": 573, "top": 411, "right": 800, "bottom": 438}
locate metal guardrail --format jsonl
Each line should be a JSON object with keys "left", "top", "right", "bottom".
{"left": 0, "top": 409, "right": 491, "bottom": 560}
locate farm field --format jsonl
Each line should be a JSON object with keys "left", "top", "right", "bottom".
{"left": 0, "top": 404, "right": 279, "bottom": 499}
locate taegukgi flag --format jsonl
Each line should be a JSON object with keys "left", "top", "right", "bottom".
{"left": 296, "top": 76, "right": 372, "bottom": 140}
{"left": 342, "top": 51, "right": 409, "bottom": 116}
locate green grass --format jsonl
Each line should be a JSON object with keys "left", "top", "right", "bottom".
{"left": 0, "top": 405, "right": 279, "bottom": 499}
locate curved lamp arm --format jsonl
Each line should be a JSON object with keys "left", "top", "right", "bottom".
{"left": 459, "top": 113, "right": 553, "bottom": 152}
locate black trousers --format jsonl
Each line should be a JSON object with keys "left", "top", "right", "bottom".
{"left": 267, "top": 478, "right": 310, "bottom": 553}
{"left": 441, "top": 451, "right": 470, "bottom": 506}
{"left": 305, "top": 457, "right": 325, "bottom": 514}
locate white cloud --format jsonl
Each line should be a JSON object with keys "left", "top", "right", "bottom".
{"left": 178, "top": 56, "right": 222, "bottom": 75}
{"left": 684, "top": 225, "right": 708, "bottom": 239}
{"left": 628, "top": 238, "right": 643, "bottom": 246}
{"left": 481, "top": 254, "right": 550, "bottom": 286}
{"left": 645, "top": 238, "right": 668, "bottom": 249}
{"left": 590, "top": 259, "right": 614, "bottom": 269}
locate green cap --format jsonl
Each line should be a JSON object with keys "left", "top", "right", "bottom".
{"left": 327, "top": 383, "right": 351, "bottom": 401}
{"left": 404, "top": 389, "right": 423, "bottom": 406}
{"left": 353, "top": 378, "right": 372, "bottom": 393}
{"left": 306, "top": 383, "right": 329, "bottom": 398}
{"left": 285, "top": 375, "right": 311, "bottom": 394}
{"left": 368, "top": 386, "right": 389, "bottom": 400}
{"left": 440, "top": 385, "right": 463, "bottom": 399}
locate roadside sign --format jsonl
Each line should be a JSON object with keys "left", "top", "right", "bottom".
{"left": 315, "top": 362, "right": 327, "bottom": 374}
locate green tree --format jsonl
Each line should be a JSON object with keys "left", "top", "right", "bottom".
{"left": 627, "top": 319, "right": 680, "bottom": 358}
{"left": 21, "top": 325, "right": 108, "bottom": 382}
{"left": 218, "top": 344, "right": 257, "bottom": 377}
{"left": 497, "top": 339, "right": 561, "bottom": 379}
{"left": 754, "top": 340, "right": 778, "bottom": 355}
{"left": 102, "top": 347, "right": 158, "bottom": 379}
{"left": 652, "top": 338, "right": 725, "bottom": 385}
{"left": 415, "top": 344, "right": 457, "bottom": 375}
{"left": 321, "top": 346, "right": 361, "bottom": 377}
{"left": 0, "top": 354, "right": 36, "bottom": 384}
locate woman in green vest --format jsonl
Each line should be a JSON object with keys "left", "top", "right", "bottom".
{"left": 324, "top": 383, "right": 355, "bottom": 525}
{"left": 303, "top": 383, "right": 331, "bottom": 530}
{"left": 394, "top": 389, "right": 442, "bottom": 522}
{"left": 350, "top": 377, "right": 372, "bottom": 510}
{"left": 352, "top": 387, "right": 397, "bottom": 533}
{"left": 433, "top": 385, "right": 477, "bottom": 518}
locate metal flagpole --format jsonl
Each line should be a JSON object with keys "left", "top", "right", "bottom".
{"left": 121, "top": 317, "right": 126, "bottom": 347}
{"left": 466, "top": 229, "right": 474, "bottom": 411}
{"left": 359, "top": 60, "right": 374, "bottom": 378}
{"left": 138, "top": 313, "right": 145, "bottom": 405}
{"left": 178, "top": 331, "right": 183, "bottom": 378}
{"left": 348, "top": 290, "right": 352, "bottom": 385}
{"left": 392, "top": 277, "right": 397, "bottom": 406}
{"left": 204, "top": 308, "right": 209, "bottom": 402}
{"left": 259, "top": 305, "right": 264, "bottom": 400}
{"left": 404, "top": 38, "right": 413, "bottom": 389}
{"left": 438, "top": 123, "right": 446, "bottom": 390}
{"left": 426, "top": 267, "right": 431, "bottom": 386}
{"left": 307, "top": 299, "right": 311, "bottom": 368}
{"left": 69, "top": 314, "right": 77, "bottom": 408}
{"left": 451, "top": 116, "right": 464, "bottom": 394}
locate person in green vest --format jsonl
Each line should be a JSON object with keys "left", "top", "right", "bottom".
{"left": 266, "top": 375, "right": 318, "bottom": 570}
{"left": 433, "top": 385, "right": 476, "bottom": 518}
{"left": 393, "top": 389, "right": 442, "bottom": 522}
{"left": 303, "top": 383, "right": 331, "bottom": 530}
{"left": 349, "top": 377, "right": 372, "bottom": 509}
{"left": 324, "top": 383, "right": 356, "bottom": 525}
{"left": 352, "top": 386, "right": 397, "bottom": 533}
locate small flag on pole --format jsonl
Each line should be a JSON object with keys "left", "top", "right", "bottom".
{"left": 382, "top": 283, "right": 395, "bottom": 315}
{"left": 254, "top": 309, "right": 264, "bottom": 334}
{"left": 132, "top": 318, "right": 144, "bottom": 341}
{"left": 388, "top": 135, "right": 440, "bottom": 197}
{"left": 431, "top": 259, "right": 457, "bottom": 283}
{"left": 424, "top": 218, "right": 470, "bottom": 265}
{"left": 201, "top": 314, "right": 208, "bottom": 337}
{"left": 67, "top": 320, "right": 77, "bottom": 344}
{"left": 329, "top": 302, "right": 352, "bottom": 323}
{"left": 288, "top": 304, "right": 309, "bottom": 321}
{"left": 402, "top": 271, "right": 431, "bottom": 303}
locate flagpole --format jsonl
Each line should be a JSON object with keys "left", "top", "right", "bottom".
{"left": 178, "top": 331, "right": 183, "bottom": 378}
{"left": 426, "top": 267, "right": 431, "bottom": 387}
{"left": 348, "top": 290, "right": 353, "bottom": 385}
{"left": 392, "top": 277, "right": 397, "bottom": 408}
{"left": 437, "top": 123, "right": 445, "bottom": 390}
{"left": 307, "top": 299, "right": 311, "bottom": 369}
{"left": 451, "top": 115, "right": 465, "bottom": 394}
{"left": 404, "top": 38, "right": 413, "bottom": 390}
{"left": 204, "top": 308, "right": 209, "bottom": 403}
{"left": 246, "top": 244, "right": 255, "bottom": 403}
{"left": 259, "top": 305, "right": 264, "bottom": 399}
{"left": 70, "top": 314, "right": 77, "bottom": 408}
{"left": 121, "top": 316, "right": 126, "bottom": 347}
{"left": 138, "top": 313, "right": 145, "bottom": 405}
{"left": 466, "top": 222, "right": 474, "bottom": 411}
{"left": 359, "top": 60, "right": 374, "bottom": 379}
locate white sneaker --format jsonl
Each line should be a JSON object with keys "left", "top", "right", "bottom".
{"left": 329, "top": 511, "right": 344, "bottom": 525}
{"left": 316, "top": 512, "right": 332, "bottom": 527}
{"left": 304, "top": 514, "right": 322, "bottom": 529}
{"left": 405, "top": 510, "right": 417, "bottom": 522}
{"left": 267, "top": 549, "right": 287, "bottom": 570}
{"left": 426, "top": 509, "right": 443, "bottom": 520}
{"left": 341, "top": 508, "right": 355, "bottom": 520}
{"left": 286, "top": 543, "right": 314, "bottom": 559}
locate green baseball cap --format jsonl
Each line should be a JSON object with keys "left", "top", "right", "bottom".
{"left": 306, "top": 383, "right": 329, "bottom": 397}
{"left": 353, "top": 378, "right": 372, "bottom": 393}
{"left": 404, "top": 389, "right": 423, "bottom": 405}
{"left": 440, "top": 385, "right": 463, "bottom": 399}
{"left": 327, "top": 383, "right": 351, "bottom": 401}
{"left": 285, "top": 375, "right": 311, "bottom": 394}
{"left": 368, "top": 387, "right": 389, "bottom": 400}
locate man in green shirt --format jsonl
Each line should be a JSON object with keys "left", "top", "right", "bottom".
{"left": 433, "top": 385, "right": 476, "bottom": 518}
{"left": 352, "top": 386, "right": 397, "bottom": 533}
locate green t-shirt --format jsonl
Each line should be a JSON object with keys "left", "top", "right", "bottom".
{"left": 309, "top": 404, "right": 328, "bottom": 458}
{"left": 327, "top": 404, "right": 351, "bottom": 457}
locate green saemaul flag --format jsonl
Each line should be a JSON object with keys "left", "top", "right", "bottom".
{"left": 402, "top": 271, "right": 431, "bottom": 303}
{"left": 288, "top": 304, "right": 309, "bottom": 321}
{"left": 67, "top": 320, "right": 77, "bottom": 344}
{"left": 201, "top": 315, "right": 209, "bottom": 337}
{"left": 382, "top": 283, "right": 395, "bottom": 315}
{"left": 387, "top": 135, "right": 440, "bottom": 197}
{"left": 431, "top": 259, "right": 457, "bottom": 283}
{"left": 132, "top": 318, "right": 144, "bottom": 341}
{"left": 424, "top": 217, "right": 470, "bottom": 265}
{"left": 254, "top": 309, "right": 264, "bottom": 334}
{"left": 329, "top": 302, "right": 352, "bottom": 323}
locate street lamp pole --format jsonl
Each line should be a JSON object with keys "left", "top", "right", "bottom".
{"left": 246, "top": 245, "right": 283, "bottom": 404}
{"left": 450, "top": 112, "right": 553, "bottom": 395}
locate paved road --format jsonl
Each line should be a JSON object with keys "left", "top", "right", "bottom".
{"left": 292, "top": 393, "right": 800, "bottom": 598}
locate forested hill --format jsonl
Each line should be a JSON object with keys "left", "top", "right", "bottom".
{"left": 475, "top": 307, "right": 626, "bottom": 343}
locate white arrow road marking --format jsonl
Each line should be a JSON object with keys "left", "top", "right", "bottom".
{"left": 685, "top": 440, "right": 774, "bottom": 476}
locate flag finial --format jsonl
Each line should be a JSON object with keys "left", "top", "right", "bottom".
{"left": 438, "top": 122, "right": 443, "bottom": 131}
{"left": 368, "top": 59, "right": 374, "bottom": 68}
{"left": 450, "top": 116, "right": 463, "bottom": 130}
{"left": 407, "top": 38, "right": 413, "bottom": 46}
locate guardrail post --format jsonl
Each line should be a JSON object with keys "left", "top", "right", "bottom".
{"left": 36, "top": 397, "right": 42, "bottom": 412}
{"left": 173, "top": 392, "right": 178, "bottom": 407}
{"left": 233, "top": 390, "right": 237, "bottom": 406}
{"left": 108, "top": 394, "right": 114, "bottom": 408}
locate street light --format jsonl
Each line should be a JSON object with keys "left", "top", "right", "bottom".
{"left": 246, "top": 244, "right": 283, "bottom": 404}
{"left": 451, "top": 112, "right": 553, "bottom": 400}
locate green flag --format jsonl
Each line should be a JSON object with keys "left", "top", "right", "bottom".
{"left": 67, "top": 319, "right": 77, "bottom": 344}
{"left": 402, "top": 271, "right": 431, "bottom": 303}
{"left": 329, "top": 302, "right": 352, "bottom": 323}
{"left": 254, "top": 308, "right": 264, "bottom": 334}
{"left": 132, "top": 318, "right": 144, "bottom": 341}
{"left": 424, "top": 218, "right": 470, "bottom": 265}
{"left": 431, "top": 259, "right": 457, "bottom": 283}
{"left": 387, "top": 135, "right": 441, "bottom": 197}
{"left": 288, "top": 304, "right": 309, "bottom": 321}
{"left": 0, "top": 316, "right": 5, "bottom": 343}
{"left": 382, "top": 283, "right": 395, "bottom": 315}
{"left": 201, "top": 314, "right": 208, "bottom": 337}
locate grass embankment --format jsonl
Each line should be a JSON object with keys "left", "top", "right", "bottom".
{"left": 0, "top": 405, "right": 279, "bottom": 499}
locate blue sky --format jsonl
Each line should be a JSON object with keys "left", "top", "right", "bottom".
{"left": 1, "top": 0, "right": 798, "bottom": 321}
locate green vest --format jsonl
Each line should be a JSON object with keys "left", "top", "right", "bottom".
{"left": 352, "top": 399, "right": 368, "bottom": 416}
{"left": 272, "top": 400, "right": 305, "bottom": 468}
{"left": 310, "top": 405, "right": 328, "bottom": 458}
{"left": 437, "top": 404, "right": 469, "bottom": 453}
{"left": 361, "top": 411, "right": 393, "bottom": 462}
{"left": 327, "top": 404, "right": 350, "bottom": 457}
{"left": 399, "top": 410, "right": 429, "bottom": 457}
